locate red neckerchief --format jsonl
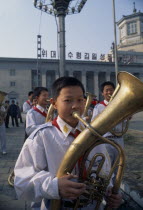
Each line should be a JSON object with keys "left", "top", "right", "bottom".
{"left": 33, "top": 106, "right": 47, "bottom": 117}
{"left": 26, "top": 100, "right": 32, "bottom": 108}
{"left": 52, "top": 117, "right": 87, "bottom": 179}
{"left": 100, "top": 101, "right": 107, "bottom": 107}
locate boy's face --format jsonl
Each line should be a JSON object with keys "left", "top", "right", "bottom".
{"left": 53, "top": 86, "right": 85, "bottom": 128}
{"left": 29, "top": 94, "right": 33, "bottom": 102}
{"left": 36, "top": 91, "right": 49, "bottom": 108}
{"left": 102, "top": 85, "right": 115, "bottom": 102}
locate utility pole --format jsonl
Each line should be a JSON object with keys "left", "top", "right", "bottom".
{"left": 112, "top": 0, "right": 118, "bottom": 85}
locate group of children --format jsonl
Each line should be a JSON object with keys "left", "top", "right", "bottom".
{"left": 14, "top": 77, "right": 124, "bottom": 210}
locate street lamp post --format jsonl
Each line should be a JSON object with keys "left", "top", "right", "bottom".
{"left": 112, "top": 0, "right": 118, "bottom": 85}
{"left": 33, "top": 0, "right": 87, "bottom": 77}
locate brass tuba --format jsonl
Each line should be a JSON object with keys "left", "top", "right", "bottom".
{"left": 109, "top": 84, "right": 129, "bottom": 137}
{"left": 50, "top": 71, "right": 143, "bottom": 210}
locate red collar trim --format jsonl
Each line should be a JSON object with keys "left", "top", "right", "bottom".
{"left": 52, "top": 117, "right": 81, "bottom": 137}
{"left": 52, "top": 117, "right": 61, "bottom": 131}
{"left": 100, "top": 101, "right": 107, "bottom": 106}
{"left": 26, "top": 100, "right": 32, "bottom": 107}
{"left": 33, "top": 106, "right": 47, "bottom": 117}
{"left": 52, "top": 117, "right": 86, "bottom": 179}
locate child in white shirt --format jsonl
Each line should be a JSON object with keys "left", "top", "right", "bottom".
{"left": 14, "top": 77, "right": 122, "bottom": 210}
{"left": 26, "top": 87, "right": 49, "bottom": 136}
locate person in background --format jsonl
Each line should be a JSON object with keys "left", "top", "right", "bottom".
{"left": 14, "top": 77, "right": 122, "bottom": 210}
{"left": 23, "top": 91, "right": 34, "bottom": 141}
{"left": 91, "top": 81, "right": 125, "bottom": 173}
{"left": 23, "top": 91, "right": 34, "bottom": 114}
{"left": 4, "top": 100, "right": 10, "bottom": 128}
{"left": 0, "top": 104, "right": 7, "bottom": 154}
{"left": 9, "top": 100, "right": 19, "bottom": 127}
{"left": 25, "top": 87, "right": 49, "bottom": 137}
{"left": 16, "top": 102, "right": 23, "bottom": 123}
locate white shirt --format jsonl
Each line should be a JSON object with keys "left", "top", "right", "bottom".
{"left": 23, "top": 100, "right": 32, "bottom": 114}
{"left": 91, "top": 100, "right": 125, "bottom": 151}
{"left": 91, "top": 100, "right": 125, "bottom": 138}
{"left": 14, "top": 116, "right": 111, "bottom": 210}
{"left": 26, "top": 104, "right": 47, "bottom": 136}
{"left": 0, "top": 105, "right": 6, "bottom": 112}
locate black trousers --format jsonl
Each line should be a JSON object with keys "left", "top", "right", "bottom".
{"left": 5, "top": 114, "right": 9, "bottom": 127}
{"left": 18, "top": 114, "right": 23, "bottom": 123}
{"left": 24, "top": 121, "right": 28, "bottom": 142}
{"left": 11, "top": 116, "right": 19, "bottom": 127}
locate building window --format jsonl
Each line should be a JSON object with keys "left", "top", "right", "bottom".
{"left": 120, "top": 25, "right": 126, "bottom": 38}
{"left": 98, "top": 72, "right": 106, "bottom": 101}
{"left": 127, "top": 21, "right": 137, "bottom": 35}
{"left": 10, "top": 69, "right": 15, "bottom": 76}
{"left": 141, "top": 21, "right": 143, "bottom": 33}
{"left": 73, "top": 71, "right": 81, "bottom": 81}
{"left": 86, "top": 72, "right": 94, "bottom": 94}
{"left": 31, "top": 69, "right": 38, "bottom": 90}
{"left": 46, "top": 71, "right": 56, "bottom": 96}
{"left": 10, "top": 81, "right": 16, "bottom": 87}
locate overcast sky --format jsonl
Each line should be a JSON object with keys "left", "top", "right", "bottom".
{"left": 0, "top": 0, "right": 142, "bottom": 60}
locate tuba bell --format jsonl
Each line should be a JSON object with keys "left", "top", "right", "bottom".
{"left": 50, "top": 71, "right": 143, "bottom": 209}
{"left": 108, "top": 84, "right": 130, "bottom": 137}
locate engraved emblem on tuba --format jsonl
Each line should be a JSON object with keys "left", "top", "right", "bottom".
{"left": 50, "top": 72, "right": 143, "bottom": 210}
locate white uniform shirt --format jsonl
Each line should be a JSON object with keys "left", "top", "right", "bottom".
{"left": 92, "top": 100, "right": 124, "bottom": 137}
{"left": 14, "top": 116, "right": 111, "bottom": 210}
{"left": 0, "top": 105, "right": 6, "bottom": 113}
{"left": 23, "top": 100, "right": 33, "bottom": 114}
{"left": 26, "top": 104, "right": 47, "bottom": 136}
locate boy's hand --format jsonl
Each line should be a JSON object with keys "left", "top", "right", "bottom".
{"left": 105, "top": 187, "right": 123, "bottom": 209}
{"left": 58, "top": 174, "right": 86, "bottom": 200}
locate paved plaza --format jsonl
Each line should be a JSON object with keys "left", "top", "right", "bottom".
{"left": 0, "top": 113, "right": 143, "bottom": 210}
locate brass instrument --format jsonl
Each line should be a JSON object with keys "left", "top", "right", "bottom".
{"left": 50, "top": 71, "right": 143, "bottom": 210}
{"left": 8, "top": 170, "right": 14, "bottom": 187}
{"left": 83, "top": 92, "right": 96, "bottom": 117}
{"left": 109, "top": 84, "right": 129, "bottom": 137}
{"left": 45, "top": 103, "right": 55, "bottom": 122}
{"left": 0, "top": 91, "right": 7, "bottom": 104}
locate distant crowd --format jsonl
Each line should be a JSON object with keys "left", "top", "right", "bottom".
{"left": 4, "top": 100, "right": 23, "bottom": 128}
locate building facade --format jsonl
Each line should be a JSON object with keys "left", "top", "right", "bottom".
{"left": 0, "top": 57, "right": 143, "bottom": 105}
{"left": 0, "top": 5, "right": 143, "bottom": 106}
{"left": 102, "top": 7, "right": 143, "bottom": 64}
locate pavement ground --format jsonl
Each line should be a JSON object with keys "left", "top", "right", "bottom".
{"left": 0, "top": 112, "right": 143, "bottom": 210}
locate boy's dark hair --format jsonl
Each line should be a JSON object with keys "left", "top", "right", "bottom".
{"left": 33, "top": 87, "right": 48, "bottom": 98}
{"left": 52, "top": 77, "right": 85, "bottom": 99}
{"left": 101, "top": 81, "right": 115, "bottom": 93}
{"left": 28, "top": 91, "right": 34, "bottom": 96}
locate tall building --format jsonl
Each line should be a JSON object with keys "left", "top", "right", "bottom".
{"left": 102, "top": 4, "right": 143, "bottom": 64}
{"left": 117, "top": 5, "right": 143, "bottom": 52}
